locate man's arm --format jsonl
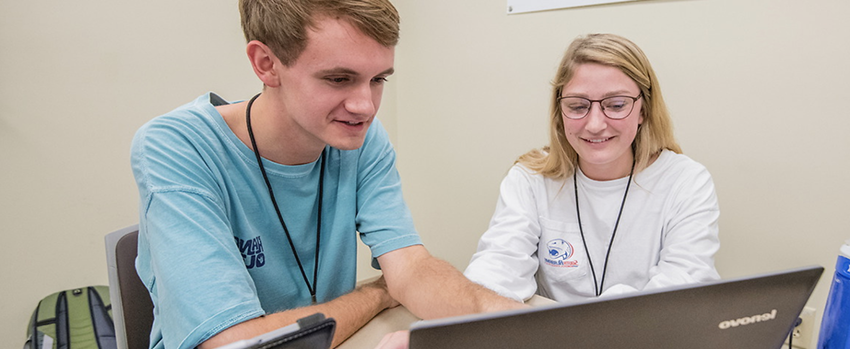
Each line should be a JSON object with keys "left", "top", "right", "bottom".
{"left": 377, "top": 245, "right": 527, "bottom": 320}
{"left": 198, "top": 277, "right": 398, "bottom": 349}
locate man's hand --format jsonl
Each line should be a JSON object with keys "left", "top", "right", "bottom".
{"left": 374, "top": 330, "right": 410, "bottom": 349}
{"left": 358, "top": 276, "right": 401, "bottom": 310}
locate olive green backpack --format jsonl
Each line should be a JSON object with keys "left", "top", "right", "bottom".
{"left": 24, "top": 286, "right": 116, "bottom": 349}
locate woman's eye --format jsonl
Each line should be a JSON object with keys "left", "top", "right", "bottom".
{"left": 603, "top": 99, "right": 629, "bottom": 111}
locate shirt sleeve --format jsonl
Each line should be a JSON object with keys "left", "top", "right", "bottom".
{"left": 132, "top": 117, "right": 265, "bottom": 349}
{"left": 639, "top": 160, "right": 721, "bottom": 291}
{"left": 464, "top": 165, "right": 543, "bottom": 302}
{"left": 351, "top": 119, "right": 422, "bottom": 259}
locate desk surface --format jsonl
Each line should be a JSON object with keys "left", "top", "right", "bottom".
{"left": 337, "top": 295, "right": 555, "bottom": 349}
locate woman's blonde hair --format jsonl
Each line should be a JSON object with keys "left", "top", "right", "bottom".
{"left": 518, "top": 33, "right": 681, "bottom": 179}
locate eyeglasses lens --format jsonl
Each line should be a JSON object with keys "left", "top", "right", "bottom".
{"left": 561, "top": 96, "right": 635, "bottom": 120}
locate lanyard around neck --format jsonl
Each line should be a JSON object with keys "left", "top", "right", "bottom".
{"left": 574, "top": 161, "right": 634, "bottom": 297}
{"left": 245, "top": 93, "right": 325, "bottom": 305}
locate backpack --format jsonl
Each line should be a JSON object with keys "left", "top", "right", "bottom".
{"left": 24, "top": 286, "right": 117, "bottom": 349}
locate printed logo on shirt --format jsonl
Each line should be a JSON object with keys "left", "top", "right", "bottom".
{"left": 236, "top": 236, "right": 266, "bottom": 269}
{"left": 544, "top": 239, "right": 579, "bottom": 268}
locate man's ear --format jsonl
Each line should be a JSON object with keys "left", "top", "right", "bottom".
{"left": 246, "top": 40, "right": 282, "bottom": 88}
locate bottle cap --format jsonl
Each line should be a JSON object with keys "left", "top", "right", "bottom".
{"left": 841, "top": 240, "right": 850, "bottom": 257}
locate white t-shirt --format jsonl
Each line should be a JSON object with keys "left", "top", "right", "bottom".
{"left": 464, "top": 150, "right": 720, "bottom": 303}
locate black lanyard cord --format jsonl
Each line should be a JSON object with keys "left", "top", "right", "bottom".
{"left": 245, "top": 93, "right": 324, "bottom": 304}
{"left": 574, "top": 159, "right": 634, "bottom": 297}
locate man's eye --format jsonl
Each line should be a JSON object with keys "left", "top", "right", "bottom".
{"left": 327, "top": 77, "right": 349, "bottom": 83}
{"left": 372, "top": 77, "right": 388, "bottom": 84}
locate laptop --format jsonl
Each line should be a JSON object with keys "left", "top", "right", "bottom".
{"left": 409, "top": 265, "right": 823, "bottom": 349}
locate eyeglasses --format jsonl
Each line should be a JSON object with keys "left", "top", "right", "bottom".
{"left": 558, "top": 93, "right": 642, "bottom": 120}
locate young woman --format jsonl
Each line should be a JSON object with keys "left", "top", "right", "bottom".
{"left": 464, "top": 34, "right": 721, "bottom": 303}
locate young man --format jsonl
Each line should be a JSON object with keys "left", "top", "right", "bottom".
{"left": 130, "top": 1, "right": 524, "bottom": 348}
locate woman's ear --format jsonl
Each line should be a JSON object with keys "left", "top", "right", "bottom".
{"left": 639, "top": 104, "right": 646, "bottom": 125}
{"left": 246, "top": 40, "right": 282, "bottom": 88}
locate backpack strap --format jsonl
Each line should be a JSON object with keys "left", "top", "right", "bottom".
{"left": 55, "top": 290, "right": 70, "bottom": 349}
{"left": 87, "top": 286, "right": 117, "bottom": 349}
{"left": 24, "top": 301, "right": 39, "bottom": 349}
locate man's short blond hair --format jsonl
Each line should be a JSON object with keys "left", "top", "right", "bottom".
{"left": 239, "top": 0, "right": 400, "bottom": 65}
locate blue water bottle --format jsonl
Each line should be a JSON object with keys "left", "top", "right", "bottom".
{"left": 818, "top": 239, "right": 850, "bottom": 348}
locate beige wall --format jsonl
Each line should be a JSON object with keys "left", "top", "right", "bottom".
{"left": 389, "top": 1, "right": 850, "bottom": 346}
{"left": 2, "top": 0, "right": 848, "bottom": 346}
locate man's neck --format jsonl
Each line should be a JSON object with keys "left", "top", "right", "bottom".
{"left": 217, "top": 95, "right": 325, "bottom": 166}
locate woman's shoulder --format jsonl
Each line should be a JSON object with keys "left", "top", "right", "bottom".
{"left": 654, "top": 150, "right": 709, "bottom": 172}
{"left": 505, "top": 161, "right": 569, "bottom": 193}
{"left": 642, "top": 150, "right": 713, "bottom": 186}
{"left": 509, "top": 161, "right": 545, "bottom": 178}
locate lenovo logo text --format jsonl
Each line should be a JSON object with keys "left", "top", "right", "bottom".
{"left": 718, "top": 309, "right": 778, "bottom": 329}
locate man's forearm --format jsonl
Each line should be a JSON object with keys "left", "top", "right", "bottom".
{"left": 379, "top": 245, "right": 527, "bottom": 320}
{"left": 403, "top": 258, "right": 523, "bottom": 318}
{"left": 198, "top": 277, "right": 395, "bottom": 349}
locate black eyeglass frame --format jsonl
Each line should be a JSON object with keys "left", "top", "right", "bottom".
{"left": 558, "top": 93, "right": 643, "bottom": 120}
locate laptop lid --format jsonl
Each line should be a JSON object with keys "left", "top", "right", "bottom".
{"left": 409, "top": 266, "right": 823, "bottom": 349}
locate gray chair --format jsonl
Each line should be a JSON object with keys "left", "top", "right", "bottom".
{"left": 105, "top": 224, "right": 153, "bottom": 349}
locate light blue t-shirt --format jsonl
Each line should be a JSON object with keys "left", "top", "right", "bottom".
{"left": 131, "top": 93, "right": 422, "bottom": 349}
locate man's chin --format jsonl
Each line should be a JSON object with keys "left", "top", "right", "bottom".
{"left": 330, "top": 138, "right": 367, "bottom": 151}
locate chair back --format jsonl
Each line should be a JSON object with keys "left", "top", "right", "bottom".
{"left": 105, "top": 225, "right": 153, "bottom": 349}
